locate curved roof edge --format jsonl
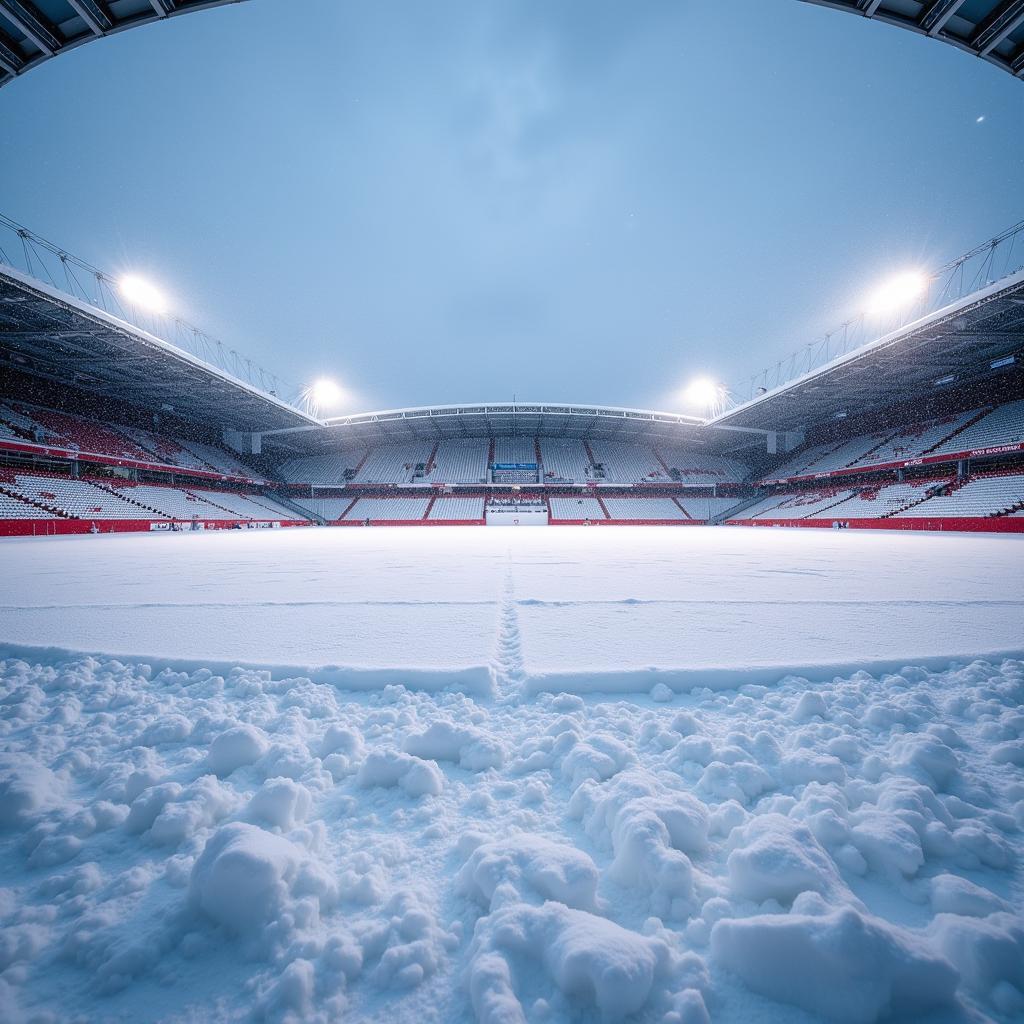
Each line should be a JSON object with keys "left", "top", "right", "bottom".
{"left": 320, "top": 402, "right": 706, "bottom": 429}
{"left": 0, "top": 0, "right": 246, "bottom": 89}
{"left": 262, "top": 403, "right": 769, "bottom": 456}
{"left": 799, "top": 0, "right": 1024, "bottom": 80}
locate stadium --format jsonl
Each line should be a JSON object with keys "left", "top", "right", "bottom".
{"left": 1, "top": 3, "right": 1023, "bottom": 1024}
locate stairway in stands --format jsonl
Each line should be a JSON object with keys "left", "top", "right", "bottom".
{"left": 0, "top": 481, "right": 75, "bottom": 519}
{"left": 671, "top": 496, "right": 692, "bottom": 520}
{"left": 920, "top": 408, "right": 993, "bottom": 454}
{"left": 883, "top": 477, "right": 967, "bottom": 518}
{"left": 424, "top": 443, "right": 439, "bottom": 477}
{"left": 85, "top": 479, "right": 169, "bottom": 518}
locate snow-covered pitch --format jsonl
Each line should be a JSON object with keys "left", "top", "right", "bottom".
{"left": 1, "top": 526, "right": 1022, "bottom": 1023}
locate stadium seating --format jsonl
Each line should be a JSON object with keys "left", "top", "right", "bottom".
{"left": 540, "top": 439, "right": 592, "bottom": 482}
{"left": 765, "top": 400, "right": 1024, "bottom": 482}
{"left": 846, "top": 412, "right": 978, "bottom": 468}
{"left": 602, "top": 496, "right": 686, "bottom": 520}
{"left": 352, "top": 443, "right": 435, "bottom": 485}
{"left": 927, "top": 399, "right": 1024, "bottom": 457}
{"left": 676, "top": 496, "right": 746, "bottom": 521}
{"left": 186, "top": 489, "right": 301, "bottom": 520}
{"left": 549, "top": 496, "right": 606, "bottom": 520}
{"left": 105, "top": 483, "right": 220, "bottom": 519}
{"left": 290, "top": 497, "right": 356, "bottom": 522}
{"left": 589, "top": 441, "right": 667, "bottom": 483}
{"left": 658, "top": 450, "right": 749, "bottom": 485}
{"left": 429, "top": 441, "right": 489, "bottom": 484}
{"left": 428, "top": 496, "right": 485, "bottom": 519}
{"left": 805, "top": 480, "right": 941, "bottom": 519}
{"left": 11, "top": 405, "right": 151, "bottom": 461}
{"left": 277, "top": 453, "right": 367, "bottom": 486}
{"left": 492, "top": 437, "right": 536, "bottom": 464}
{"left": 0, "top": 489, "right": 59, "bottom": 519}
{"left": 343, "top": 496, "right": 431, "bottom": 521}
{"left": 895, "top": 472, "right": 1024, "bottom": 518}
{"left": 740, "top": 488, "right": 860, "bottom": 520}
{"left": 117, "top": 426, "right": 221, "bottom": 473}
{"left": 8, "top": 473, "right": 155, "bottom": 519}
{"left": 173, "top": 439, "right": 260, "bottom": 478}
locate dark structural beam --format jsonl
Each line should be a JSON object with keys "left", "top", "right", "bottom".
{"left": 799, "top": 0, "right": 1024, "bottom": 79}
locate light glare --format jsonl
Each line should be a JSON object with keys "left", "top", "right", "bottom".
{"left": 118, "top": 275, "right": 167, "bottom": 314}
{"left": 684, "top": 377, "right": 726, "bottom": 413}
{"left": 308, "top": 378, "right": 344, "bottom": 412}
{"left": 865, "top": 271, "right": 928, "bottom": 318}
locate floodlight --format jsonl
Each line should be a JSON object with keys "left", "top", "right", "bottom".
{"left": 118, "top": 274, "right": 168, "bottom": 314}
{"left": 684, "top": 377, "right": 725, "bottom": 412}
{"left": 302, "top": 378, "right": 346, "bottom": 415}
{"left": 311, "top": 378, "right": 343, "bottom": 409}
{"left": 864, "top": 271, "right": 928, "bottom": 319}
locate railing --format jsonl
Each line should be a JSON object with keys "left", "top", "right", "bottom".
{"left": 730, "top": 217, "right": 1024, "bottom": 405}
{"left": 0, "top": 212, "right": 296, "bottom": 403}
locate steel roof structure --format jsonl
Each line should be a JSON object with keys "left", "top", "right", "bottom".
{"left": 711, "top": 267, "right": 1024, "bottom": 436}
{"left": 259, "top": 403, "right": 766, "bottom": 457}
{"left": 800, "top": 0, "right": 1024, "bottom": 78}
{"left": 2, "top": 1, "right": 1022, "bottom": 90}
{"left": 0, "top": 0, "right": 242, "bottom": 87}
{"left": 0, "top": 263, "right": 317, "bottom": 432}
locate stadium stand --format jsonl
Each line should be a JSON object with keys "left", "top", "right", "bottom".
{"left": 9, "top": 404, "right": 151, "bottom": 460}
{"left": 549, "top": 496, "right": 606, "bottom": 520}
{"left": 677, "top": 496, "right": 746, "bottom": 521}
{"left": 602, "top": 497, "right": 687, "bottom": 520}
{"left": 277, "top": 453, "right": 366, "bottom": 486}
{"left": 764, "top": 399, "right": 1024, "bottom": 482}
{"left": 0, "top": 486, "right": 59, "bottom": 519}
{"left": 894, "top": 472, "right": 1024, "bottom": 519}
{"left": 185, "top": 489, "right": 301, "bottom": 520}
{"left": 740, "top": 488, "right": 860, "bottom": 521}
{"left": 343, "top": 496, "right": 432, "bottom": 521}
{"left": 493, "top": 437, "right": 536, "bottom": 464}
{"left": 117, "top": 426, "right": 224, "bottom": 474}
{"left": 352, "top": 443, "right": 434, "bottom": 485}
{"left": 8, "top": 473, "right": 157, "bottom": 519}
{"left": 540, "top": 439, "right": 592, "bottom": 483}
{"left": 845, "top": 411, "right": 979, "bottom": 468}
{"left": 173, "top": 439, "right": 261, "bottom": 478}
{"left": 428, "top": 496, "right": 486, "bottom": 520}
{"left": 0, "top": 397, "right": 265, "bottom": 479}
{"left": 659, "top": 450, "right": 749, "bottom": 485}
{"left": 290, "top": 497, "right": 357, "bottom": 522}
{"left": 429, "top": 440, "right": 489, "bottom": 484}
{"left": 927, "top": 399, "right": 1024, "bottom": 457}
{"left": 589, "top": 441, "right": 667, "bottom": 483}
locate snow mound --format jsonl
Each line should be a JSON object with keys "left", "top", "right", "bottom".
{"left": 726, "top": 813, "right": 852, "bottom": 906}
{"left": 711, "top": 905, "right": 959, "bottom": 1022}
{"left": 468, "top": 901, "right": 701, "bottom": 1023}
{"left": 356, "top": 750, "right": 444, "bottom": 797}
{"left": 457, "top": 833, "right": 599, "bottom": 911}
{"left": 188, "top": 822, "right": 337, "bottom": 940}
{"left": 570, "top": 769, "right": 706, "bottom": 918}
{"left": 204, "top": 724, "right": 270, "bottom": 776}
{"left": 403, "top": 720, "right": 504, "bottom": 770}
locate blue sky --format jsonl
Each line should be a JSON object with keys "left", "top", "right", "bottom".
{"left": 1, "top": 0, "right": 1022, "bottom": 414}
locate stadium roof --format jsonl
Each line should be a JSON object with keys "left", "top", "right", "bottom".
{"left": 3, "top": 1, "right": 1022, "bottom": 91}
{"left": 711, "top": 266, "right": 1024, "bottom": 436}
{"left": 260, "top": 403, "right": 768, "bottom": 457}
{"left": 0, "top": 263, "right": 317, "bottom": 431}
{"left": 0, "top": 0, "right": 242, "bottom": 87}
{"left": 800, "top": 0, "right": 1024, "bottom": 79}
